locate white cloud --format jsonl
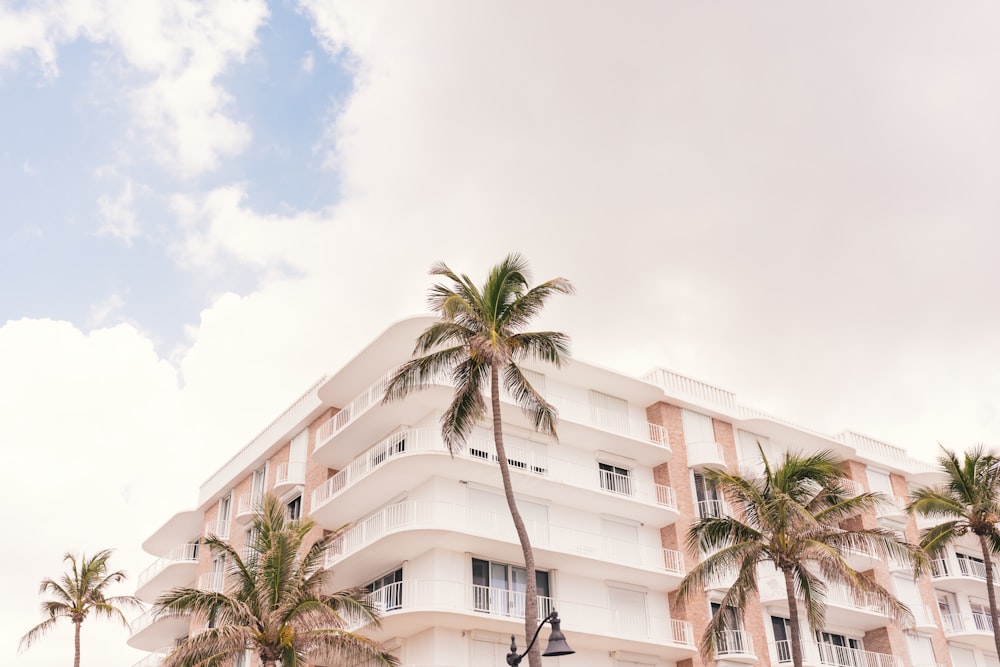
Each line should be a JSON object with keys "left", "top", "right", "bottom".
{"left": 87, "top": 292, "right": 126, "bottom": 327}
{"left": 301, "top": 49, "right": 314, "bottom": 73}
{"left": 1, "top": 0, "right": 268, "bottom": 176}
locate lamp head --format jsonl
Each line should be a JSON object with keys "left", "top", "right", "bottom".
{"left": 542, "top": 612, "right": 575, "bottom": 657}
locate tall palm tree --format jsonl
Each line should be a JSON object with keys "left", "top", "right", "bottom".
{"left": 908, "top": 445, "right": 1000, "bottom": 657}
{"left": 677, "top": 447, "right": 923, "bottom": 667}
{"left": 19, "top": 549, "right": 141, "bottom": 667}
{"left": 155, "top": 493, "right": 396, "bottom": 667}
{"left": 383, "top": 253, "right": 573, "bottom": 667}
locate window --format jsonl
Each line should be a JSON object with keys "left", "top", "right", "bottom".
{"left": 365, "top": 568, "right": 403, "bottom": 611}
{"left": 938, "top": 592, "right": 958, "bottom": 632}
{"left": 905, "top": 634, "right": 934, "bottom": 667}
{"left": 286, "top": 495, "right": 302, "bottom": 521}
{"left": 711, "top": 603, "right": 746, "bottom": 654}
{"left": 216, "top": 494, "right": 231, "bottom": 537}
{"left": 693, "top": 471, "right": 722, "bottom": 518}
{"left": 599, "top": 462, "right": 632, "bottom": 495}
{"left": 469, "top": 488, "right": 549, "bottom": 543}
{"left": 866, "top": 468, "right": 894, "bottom": 496}
{"left": 771, "top": 617, "right": 791, "bottom": 663}
{"left": 601, "top": 518, "right": 639, "bottom": 563}
{"left": 956, "top": 551, "right": 986, "bottom": 578}
{"left": 472, "top": 558, "right": 550, "bottom": 617}
{"left": 971, "top": 599, "right": 992, "bottom": 631}
{"left": 737, "top": 430, "right": 773, "bottom": 476}
{"left": 251, "top": 465, "right": 266, "bottom": 500}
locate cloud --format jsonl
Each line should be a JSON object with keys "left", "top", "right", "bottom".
{"left": 301, "top": 49, "right": 314, "bottom": 73}
{"left": 87, "top": 292, "right": 126, "bottom": 327}
{"left": 1, "top": 0, "right": 268, "bottom": 176}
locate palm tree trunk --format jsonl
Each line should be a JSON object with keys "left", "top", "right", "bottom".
{"left": 978, "top": 534, "right": 1000, "bottom": 657}
{"left": 73, "top": 620, "right": 81, "bottom": 667}
{"left": 491, "top": 364, "right": 541, "bottom": 667}
{"left": 782, "top": 567, "right": 804, "bottom": 667}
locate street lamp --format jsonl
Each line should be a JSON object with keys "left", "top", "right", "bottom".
{"left": 506, "top": 610, "right": 575, "bottom": 666}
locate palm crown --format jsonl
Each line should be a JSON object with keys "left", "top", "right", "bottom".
{"left": 20, "top": 549, "right": 141, "bottom": 667}
{"left": 678, "top": 447, "right": 923, "bottom": 665}
{"left": 383, "top": 253, "right": 573, "bottom": 667}
{"left": 908, "top": 445, "right": 1000, "bottom": 657}
{"left": 155, "top": 493, "right": 396, "bottom": 667}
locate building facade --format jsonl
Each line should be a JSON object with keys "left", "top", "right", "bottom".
{"left": 130, "top": 317, "right": 994, "bottom": 667}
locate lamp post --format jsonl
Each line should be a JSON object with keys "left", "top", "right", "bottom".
{"left": 506, "top": 610, "right": 575, "bottom": 666}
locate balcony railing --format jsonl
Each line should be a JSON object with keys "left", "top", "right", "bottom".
{"left": 358, "top": 579, "right": 694, "bottom": 648}
{"left": 315, "top": 370, "right": 670, "bottom": 453}
{"left": 137, "top": 543, "right": 200, "bottom": 588}
{"left": 772, "top": 640, "right": 900, "bottom": 667}
{"left": 276, "top": 461, "right": 307, "bottom": 487}
{"left": 715, "top": 630, "right": 754, "bottom": 657}
{"left": 942, "top": 611, "right": 993, "bottom": 634}
{"left": 874, "top": 495, "right": 908, "bottom": 519}
{"left": 236, "top": 492, "right": 263, "bottom": 519}
{"left": 931, "top": 555, "right": 1000, "bottom": 583}
{"left": 696, "top": 499, "right": 730, "bottom": 519}
{"left": 197, "top": 572, "right": 225, "bottom": 593}
{"left": 312, "top": 429, "right": 677, "bottom": 513}
{"left": 325, "top": 500, "right": 683, "bottom": 576}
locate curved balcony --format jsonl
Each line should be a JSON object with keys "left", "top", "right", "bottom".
{"left": 758, "top": 572, "right": 893, "bottom": 631}
{"left": 355, "top": 579, "right": 696, "bottom": 662}
{"left": 235, "top": 492, "right": 262, "bottom": 525}
{"left": 686, "top": 440, "right": 727, "bottom": 471}
{"left": 127, "top": 609, "right": 190, "bottom": 651}
{"left": 311, "top": 429, "right": 679, "bottom": 527}
{"left": 323, "top": 500, "right": 684, "bottom": 590}
{"left": 274, "top": 461, "right": 307, "bottom": 494}
{"left": 930, "top": 555, "right": 1000, "bottom": 597}
{"left": 135, "top": 543, "right": 200, "bottom": 602}
{"left": 713, "top": 630, "right": 756, "bottom": 663}
{"left": 942, "top": 612, "right": 996, "bottom": 651}
{"left": 313, "top": 369, "right": 673, "bottom": 469}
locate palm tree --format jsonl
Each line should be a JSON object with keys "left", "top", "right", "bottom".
{"left": 677, "top": 447, "right": 923, "bottom": 667}
{"left": 19, "top": 549, "right": 141, "bottom": 667}
{"left": 383, "top": 253, "right": 573, "bottom": 667}
{"left": 155, "top": 493, "right": 396, "bottom": 667}
{"left": 908, "top": 445, "right": 1000, "bottom": 657}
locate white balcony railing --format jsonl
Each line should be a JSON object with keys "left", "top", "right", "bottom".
{"left": 312, "top": 429, "right": 677, "bottom": 513}
{"left": 358, "top": 579, "right": 695, "bottom": 649}
{"left": 696, "top": 499, "right": 731, "bottom": 520}
{"left": 137, "top": 543, "right": 200, "bottom": 588}
{"left": 276, "top": 461, "right": 307, "bottom": 487}
{"left": 942, "top": 611, "right": 993, "bottom": 634}
{"left": 931, "top": 555, "right": 1000, "bottom": 583}
{"left": 197, "top": 572, "right": 225, "bottom": 593}
{"left": 715, "top": 630, "right": 754, "bottom": 657}
{"left": 236, "top": 492, "right": 263, "bottom": 518}
{"left": 315, "top": 370, "right": 670, "bottom": 453}
{"left": 325, "top": 500, "right": 683, "bottom": 576}
{"left": 772, "top": 640, "right": 900, "bottom": 667}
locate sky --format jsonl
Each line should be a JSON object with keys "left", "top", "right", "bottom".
{"left": 2, "top": 1, "right": 1000, "bottom": 665}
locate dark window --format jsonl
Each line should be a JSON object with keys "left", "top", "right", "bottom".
{"left": 472, "top": 558, "right": 550, "bottom": 616}
{"left": 286, "top": 496, "right": 302, "bottom": 521}
{"left": 365, "top": 568, "right": 403, "bottom": 610}
{"left": 599, "top": 462, "right": 632, "bottom": 495}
